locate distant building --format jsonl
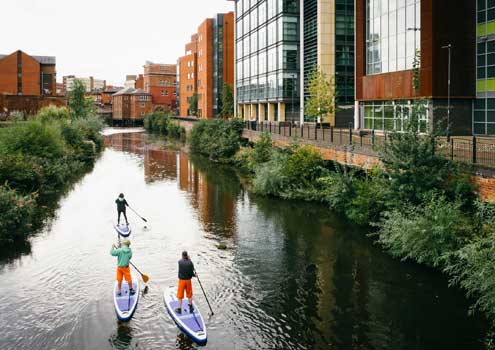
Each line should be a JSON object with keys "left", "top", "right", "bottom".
{"left": 0, "top": 50, "right": 56, "bottom": 96}
{"left": 143, "top": 62, "right": 177, "bottom": 112}
{"left": 112, "top": 87, "right": 152, "bottom": 125}
{"left": 178, "top": 13, "right": 234, "bottom": 119}
{"left": 178, "top": 35, "right": 199, "bottom": 116}
{"left": 63, "top": 75, "right": 106, "bottom": 93}
{"left": 0, "top": 50, "right": 65, "bottom": 118}
{"left": 56, "top": 82, "right": 65, "bottom": 96}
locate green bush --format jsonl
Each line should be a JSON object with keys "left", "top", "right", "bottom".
{"left": 0, "top": 111, "right": 104, "bottom": 246}
{"left": 189, "top": 119, "right": 243, "bottom": 161}
{"left": 0, "top": 154, "right": 44, "bottom": 194}
{"left": 373, "top": 192, "right": 473, "bottom": 267}
{"left": 252, "top": 150, "right": 289, "bottom": 196}
{"left": 0, "top": 120, "right": 66, "bottom": 160}
{"left": 444, "top": 225, "right": 495, "bottom": 318}
{"left": 252, "top": 132, "right": 272, "bottom": 165}
{"left": 0, "top": 186, "right": 36, "bottom": 243}
{"left": 37, "top": 105, "right": 70, "bottom": 123}
{"left": 284, "top": 145, "right": 325, "bottom": 187}
{"left": 144, "top": 111, "right": 185, "bottom": 138}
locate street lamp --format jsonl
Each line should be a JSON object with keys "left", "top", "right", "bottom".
{"left": 442, "top": 44, "right": 452, "bottom": 140}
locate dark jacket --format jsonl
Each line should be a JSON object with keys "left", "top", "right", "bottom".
{"left": 116, "top": 198, "right": 128, "bottom": 212}
{"left": 178, "top": 258, "right": 195, "bottom": 280}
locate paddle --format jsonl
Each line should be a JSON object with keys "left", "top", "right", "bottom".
{"left": 130, "top": 261, "right": 150, "bottom": 283}
{"left": 194, "top": 271, "right": 214, "bottom": 315}
{"left": 128, "top": 206, "right": 148, "bottom": 223}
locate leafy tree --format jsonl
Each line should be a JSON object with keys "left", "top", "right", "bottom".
{"left": 220, "top": 83, "right": 234, "bottom": 119}
{"left": 67, "top": 79, "right": 96, "bottom": 119}
{"left": 188, "top": 93, "right": 198, "bottom": 116}
{"left": 304, "top": 66, "right": 336, "bottom": 122}
{"left": 380, "top": 102, "right": 476, "bottom": 208}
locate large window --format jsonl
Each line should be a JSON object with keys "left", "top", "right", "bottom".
{"left": 366, "top": 0, "right": 420, "bottom": 75}
{"left": 362, "top": 100, "right": 428, "bottom": 132}
{"left": 474, "top": 98, "right": 495, "bottom": 135}
{"left": 477, "top": 40, "right": 495, "bottom": 80}
{"left": 478, "top": 0, "right": 495, "bottom": 23}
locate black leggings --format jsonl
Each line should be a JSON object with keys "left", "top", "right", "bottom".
{"left": 118, "top": 210, "right": 128, "bottom": 224}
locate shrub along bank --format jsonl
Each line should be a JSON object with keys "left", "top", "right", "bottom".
{"left": 144, "top": 111, "right": 185, "bottom": 139}
{"left": 0, "top": 105, "right": 104, "bottom": 244}
{"left": 188, "top": 118, "right": 495, "bottom": 323}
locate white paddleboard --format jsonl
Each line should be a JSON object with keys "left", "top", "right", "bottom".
{"left": 113, "top": 279, "right": 139, "bottom": 322}
{"left": 163, "top": 286, "right": 207, "bottom": 345}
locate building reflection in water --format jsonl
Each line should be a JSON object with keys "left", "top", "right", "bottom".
{"left": 107, "top": 132, "right": 238, "bottom": 240}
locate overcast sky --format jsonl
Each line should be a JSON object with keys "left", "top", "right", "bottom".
{"left": 0, "top": 0, "right": 234, "bottom": 85}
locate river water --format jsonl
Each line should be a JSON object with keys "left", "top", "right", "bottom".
{"left": 0, "top": 130, "right": 490, "bottom": 350}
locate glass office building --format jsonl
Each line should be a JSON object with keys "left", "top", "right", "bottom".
{"left": 236, "top": 0, "right": 300, "bottom": 122}
{"left": 235, "top": 0, "right": 355, "bottom": 125}
{"left": 475, "top": 0, "right": 495, "bottom": 135}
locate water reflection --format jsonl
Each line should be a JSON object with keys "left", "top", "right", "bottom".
{"left": 0, "top": 131, "right": 489, "bottom": 350}
{"left": 109, "top": 322, "right": 135, "bottom": 350}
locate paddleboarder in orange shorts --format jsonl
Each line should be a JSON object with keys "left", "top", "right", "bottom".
{"left": 175, "top": 251, "right": 196, "bottom": 314}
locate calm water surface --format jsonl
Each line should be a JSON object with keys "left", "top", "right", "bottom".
{"left": 0, "top": 130, "right": 490, "bottom": 350}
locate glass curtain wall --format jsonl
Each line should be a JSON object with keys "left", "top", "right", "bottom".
{"left": 366, "top": 0, "right": 421, "bottom": 75}
{"left": 475, "top": 0, "right": 495, "bottom": 135}
{"left": 235, "top": 0, "right": 300, "bottom": 120}
{"left": 335, "top": 0, "right": 355, "bottom": 105}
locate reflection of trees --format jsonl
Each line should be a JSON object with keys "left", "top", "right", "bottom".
{"left": 244, "top": 195, "right": 488, "bottom": 349}
{"left": 179, "top": 153, "right": 241, "bottom": 239}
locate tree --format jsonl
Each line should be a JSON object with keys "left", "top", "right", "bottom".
{"left": 188, "top": 93, "right": 198, "bottom": 116}
{"left": 67, "top": 79, "right": 95, "bottom": 119}
{"left": 304, "top": 66, "right": 336, "bottom": 122}
{"left": 220, "top": 83, "right": 234, "bottom": 119}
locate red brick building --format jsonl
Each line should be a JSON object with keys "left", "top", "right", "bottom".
{"left": 143, "top": 62, "right": 177, "bottom": 112}
{"left": 112, "top": 87, "right": 152, "bottom": 125}
{"left": 179, "top": 35, "right": 199, "bottom": 116}
{"left": 0, "top": 50, "right": 65, "bottom": 118}
{"left": 179, "top": 13, "right": 234, "bottom": 119}
{"left": 0, "top": 50, "right": 56, "bottom": 96}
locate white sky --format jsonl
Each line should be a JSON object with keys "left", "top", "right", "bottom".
{"left": 0, "top": 0, "right": 234, "bottom": 85}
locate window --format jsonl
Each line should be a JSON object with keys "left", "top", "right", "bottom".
{"left": 165, "top": 91, "right": 169, "bottom": 96}
{"left": 366, "top": 0, "right": 421, "bottom": 75}
{"left": 141, "top": 102, "right": 145, "bottom": 108}
{"left": 268, "top": 21, "right": 277, "bottom": 46}
{"left": 283, "top": 19, "right": 298, "bottom": 41}
{"left": 361, "top": 100, "right": 428, "bottom": 132}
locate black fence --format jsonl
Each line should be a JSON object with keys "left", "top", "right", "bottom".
{"left": 244, "top": 121, "right": 495, "bottom": 169}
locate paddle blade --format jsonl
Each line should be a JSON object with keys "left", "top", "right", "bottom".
{"left": 141, "top": 217, "right": 148, "bottom": 223}
{"left": 142, "top": 274, "right": 149, "bottom": 283}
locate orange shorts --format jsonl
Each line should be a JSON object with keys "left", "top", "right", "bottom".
{"left": 116, "top": 266, "right": 132, "bottom": 283}
{"left": 177, "top": 279, "right": 193, "bottom": 299}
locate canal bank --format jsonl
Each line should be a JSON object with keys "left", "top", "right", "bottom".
{"left": 0, "top": 131, "right": 490, "bottom": 350}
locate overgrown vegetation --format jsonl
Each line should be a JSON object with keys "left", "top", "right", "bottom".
{"left": 187, "top": 106, "right": 495, "bottom": 323}
{"left": 143, "top": 111, "right": 185, "bottom": 139}
{"left": 0, "top": 103, "right": 104, "bottom": 245}
{"left": 189, "top": 119, "right": 244, "bottom": 162}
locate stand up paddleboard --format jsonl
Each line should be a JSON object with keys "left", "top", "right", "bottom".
{"left": 163, "top": 286, "right": 207, "bottom": 345}
{"left": 113, "top": 279, "right": 139, "bottom": 322}
{"left": 113, "top": 223, "right": 131, "bottom": 238}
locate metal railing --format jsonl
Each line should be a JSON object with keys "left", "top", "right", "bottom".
{"left": 244, "top": 121, "right": 495, "bottom": 169}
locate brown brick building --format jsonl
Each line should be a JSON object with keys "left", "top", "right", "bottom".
{"left": 143, "top": 62, "right": 177, "bottom": 112}
{"left": 178, "top": 12, "right": 234, "bottom": 119}
{"left": 112, "top": 87, "right": 152, "bottom": 125}
{"left": 0, "top": 50, "right": 56, "bottom": 96}
{"left": 179, "top": 35, "right": 198, "bottom": 116}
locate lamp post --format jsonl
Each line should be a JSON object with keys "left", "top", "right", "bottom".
{"left": 442, "top": 44, "right": 452, "bottom": 140}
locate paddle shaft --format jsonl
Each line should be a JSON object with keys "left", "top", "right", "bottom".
{"left": 195, "top": 272, "right": 214, "bottom": 315}
{"left": 127, "top": 206, "right": 147, "bottom": 223}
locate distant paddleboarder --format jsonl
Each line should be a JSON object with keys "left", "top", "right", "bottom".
{"left": 111, "top": 239, "right": 135, "bottom": 296}
{"left": 175, "top": 251, "right": 196, "bottom": 314}
{"left": 115, "top": 193, "right": 129, "bottom": 225}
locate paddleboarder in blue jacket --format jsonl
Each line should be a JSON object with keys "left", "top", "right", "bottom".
{"left": 116, "top": 193, "right": 129, "bottom": 225}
